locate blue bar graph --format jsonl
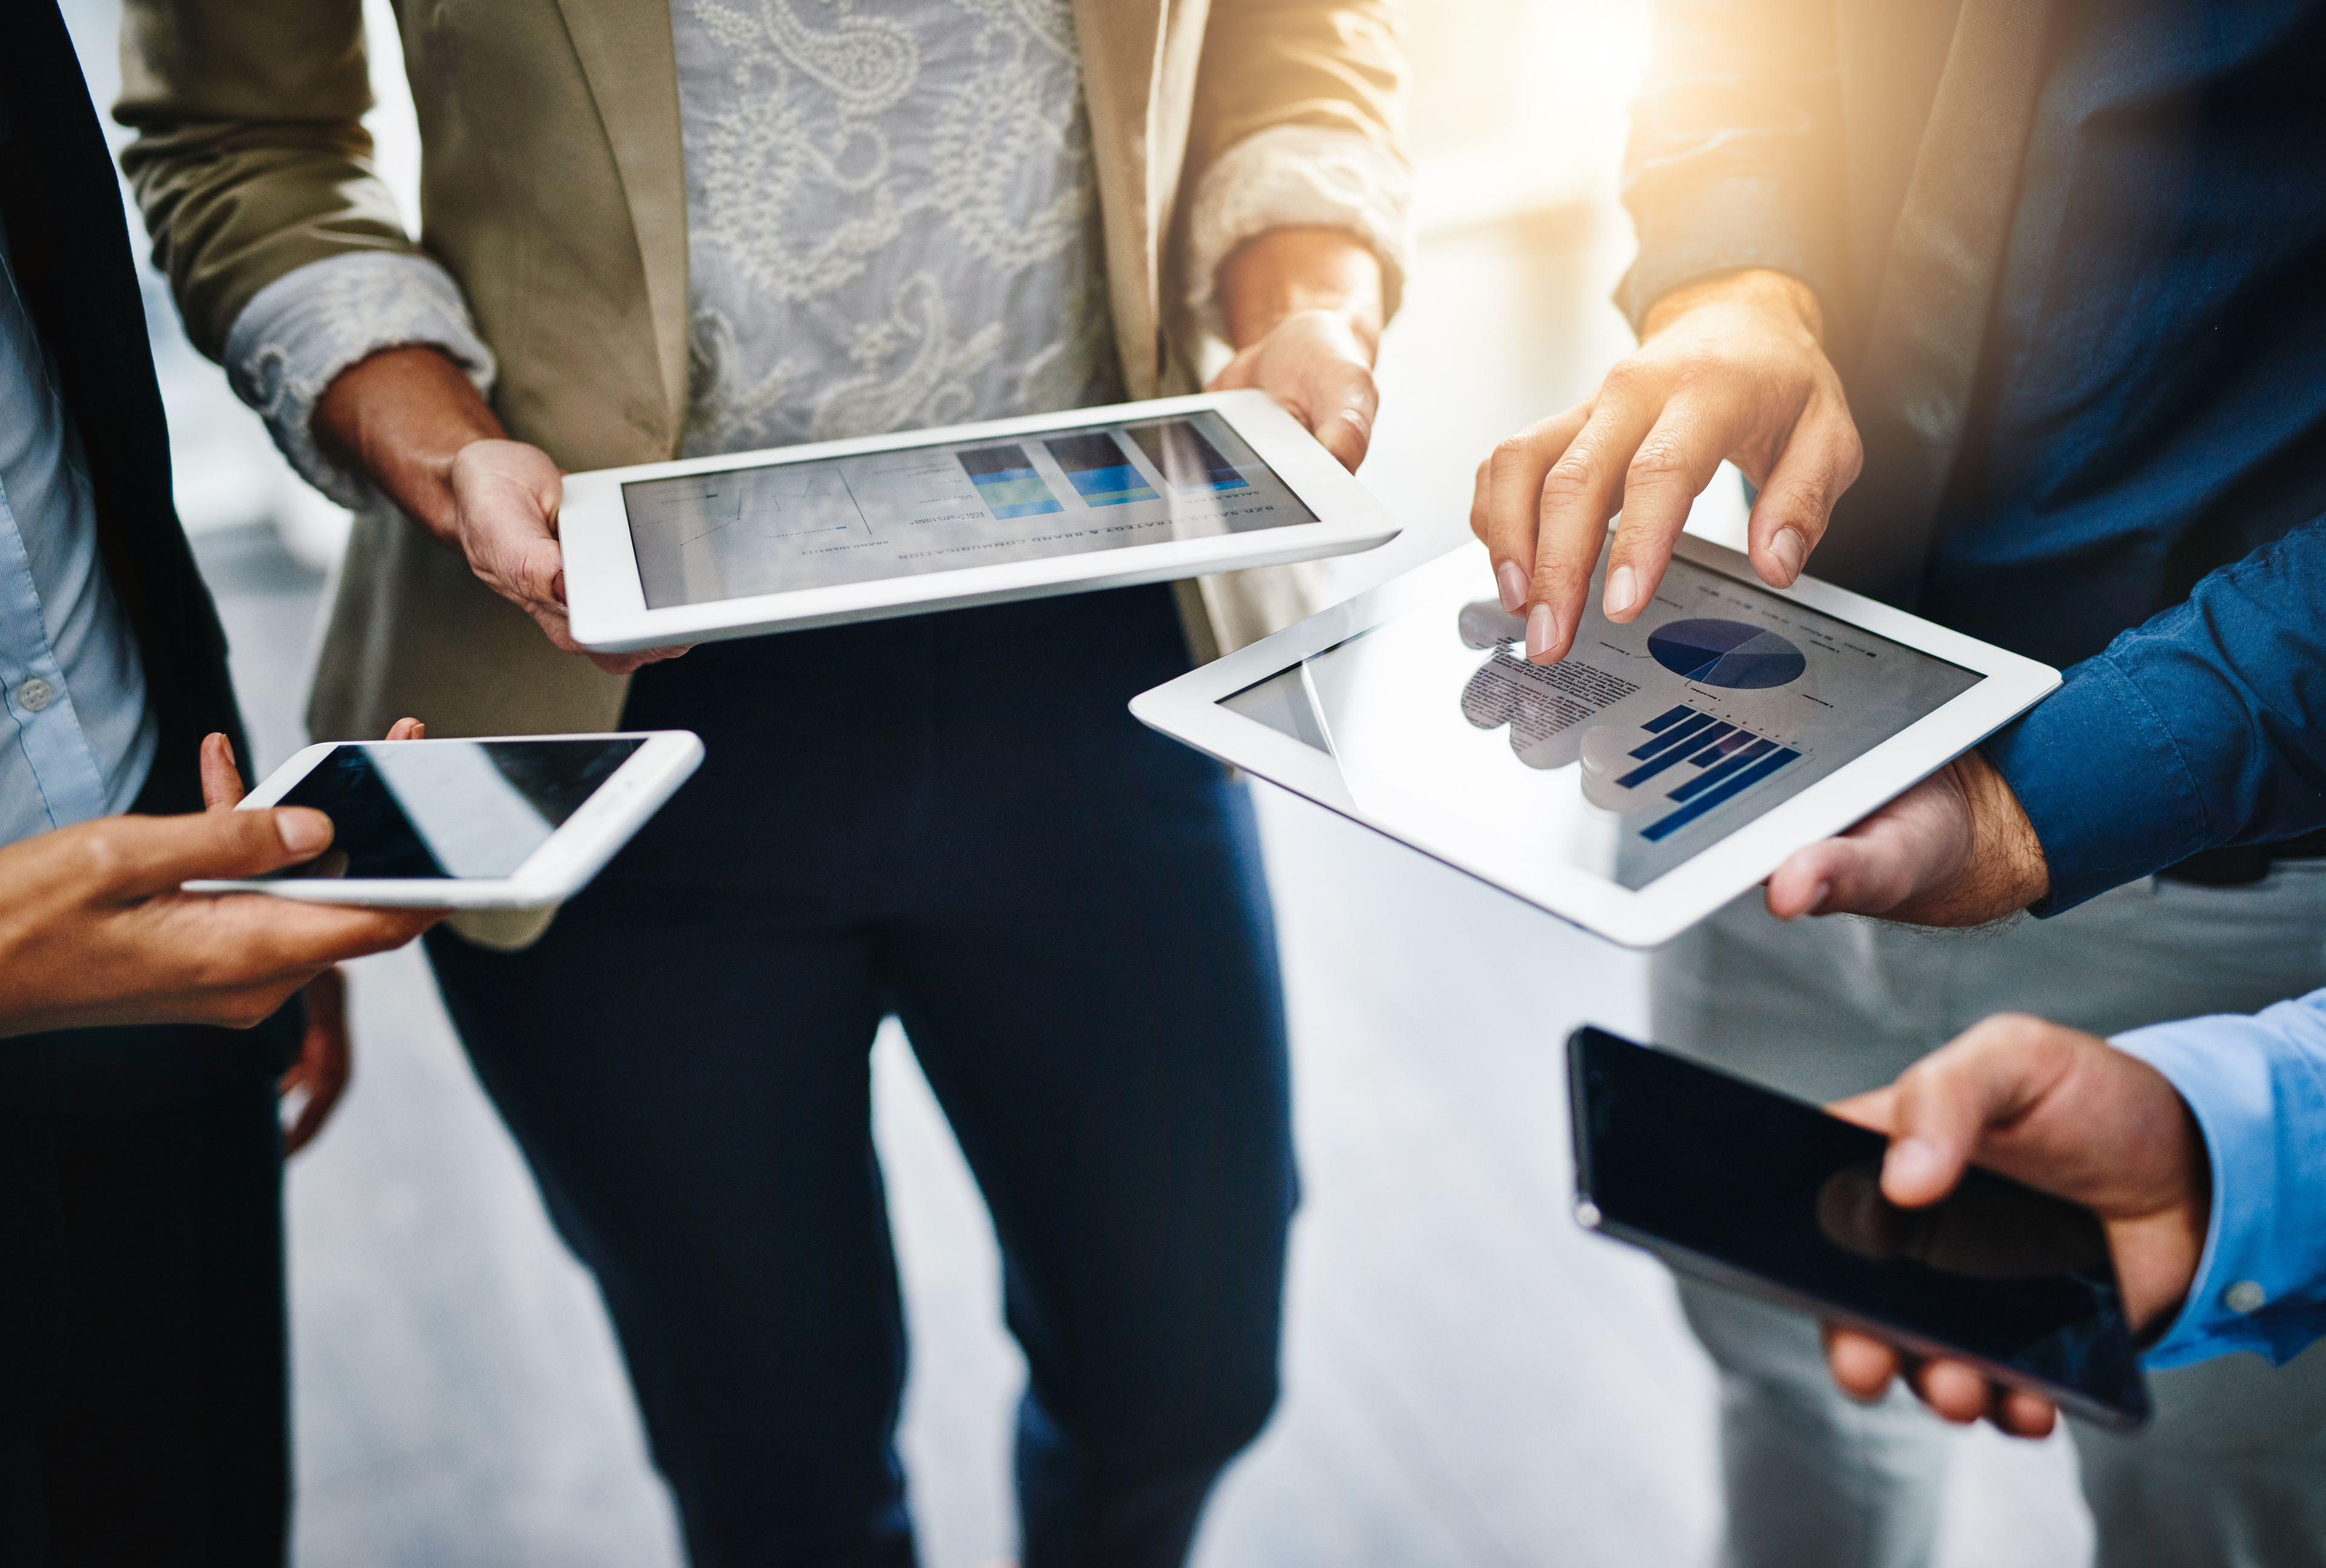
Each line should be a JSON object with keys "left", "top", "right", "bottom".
{"left": 1616, "top": 748, "right": 1697, "bottom": 790}
{"left": 1643, "top": 748, "right": 1803, "bottom": 841}
{"left": 1667, "top": 737, "right": 1776, "bottom": 801}
{"left": 1628, "top": 710, "right": 1716, "bottom": 760}
{"left": 1674, "top": 722, "right": 1736, "bottom": 764}
{"left": 1689, "top": 729, "right": 1755, "bottom": 767}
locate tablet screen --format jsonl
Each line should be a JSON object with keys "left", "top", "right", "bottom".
{"left": 1220, "top": 554, "right": 1981, "bottom": 890}
{"left": 620, "top": 410, "right": 1317, "bottom": 608}
{"left": 262, "top": 738, "right": 646, "bottom": 881}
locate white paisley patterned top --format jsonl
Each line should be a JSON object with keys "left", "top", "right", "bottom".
{"left": 223, "top": 2, "right": 1408, "bottom": 508}
{"left": 672, "top": 0, "right": 1117, "bottom": 456}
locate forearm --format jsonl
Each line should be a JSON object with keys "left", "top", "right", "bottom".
{"left": 313, "top": 346, "right": 507, "bottom": 547}
{"left": 1217, "top": 228, "right": 1384, "bottom": 353}
{"left": 1640, "top": 267, "right": 1825, "bottom": 348}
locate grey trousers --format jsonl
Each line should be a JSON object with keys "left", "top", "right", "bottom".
{"left": 1650, "top": 865, "right": 2326, "bottom": 1568}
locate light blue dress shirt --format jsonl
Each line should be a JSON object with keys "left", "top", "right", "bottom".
{"left": 2113, "top": 989, "right": 2326, "bottom": 1369}
{"left": 0, "top": 212, "right": 156, "bottom": 848}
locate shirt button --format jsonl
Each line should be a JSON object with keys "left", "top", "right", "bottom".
{"left": 2226, "top": 1280, "right": 2268, "bottom": 1314}
{"left": 16, "top": 677, "right": 54, "bottom": 713}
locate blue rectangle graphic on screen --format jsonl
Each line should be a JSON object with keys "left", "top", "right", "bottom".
{"left": 1601, "top": 701, "right": 1805, "bottom": 840}
{"left": 1127, "top": 420, "right": 1248, "bottom": 493}
{"left": 958, "top": 445, "right": 1063, "bottom": 518}
{"left": 1642, "top": 749, "right": 1802, "bottom": 840}
{"left": 1045, "top": 433, "right": 1161, "bottom": 508}
{"left": 1629, "top": 710, "right": 1716, "bottom": 759}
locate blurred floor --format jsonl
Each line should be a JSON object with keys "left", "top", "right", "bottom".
{"left": 133, "top": 0, "right": 2094, "bottom": 1561}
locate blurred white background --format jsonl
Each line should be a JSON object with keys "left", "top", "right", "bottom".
{"left": 59, "top": 3, "right": 2098, "bottom": 1564}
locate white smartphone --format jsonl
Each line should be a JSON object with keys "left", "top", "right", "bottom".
{"left": 182, "top": 732, "right": 705, "bottom": 908}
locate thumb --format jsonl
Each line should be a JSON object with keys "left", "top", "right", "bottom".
{"left": 103, "top": 805, "right": 335, "bottom": 899}
{"left": 1767, "top": 823, "right": 1921, "bottom": 920}
{"left": 1877, "top": 1022, "right": 2049, "bottom": 1208}
{"left": 200, "top": 732, "right": 248, "bottom": 810}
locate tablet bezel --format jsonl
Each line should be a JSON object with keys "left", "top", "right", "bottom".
{"left": 560, "top": 389, "right": 1401, "bottom": 652}
{"left": 1128, "top": 537, "right": 2062, "bottom": 948}
{"left": 181, "top": 731, "right": 706, "bottom": 908}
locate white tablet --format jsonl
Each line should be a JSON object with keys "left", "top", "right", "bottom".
{"left": 182, "top": 732, "right": 704, "bottom": 908}
{"left": 1130, "top": 537, "right": 2060, "bottom": 948}
{"left": 560, "top": 390, "right": 1401, "bottom": 651}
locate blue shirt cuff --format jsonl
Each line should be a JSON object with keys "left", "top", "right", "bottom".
{"left": 2112, "top": 994, "right": 2326, "bottom": 1369}
{"left": 1984, "top": 652, "right": 2208, "bottom": 914}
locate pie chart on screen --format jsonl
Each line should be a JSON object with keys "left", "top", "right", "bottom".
{"left": 1648, "top": 618, "right": 1807, "bottom": 689}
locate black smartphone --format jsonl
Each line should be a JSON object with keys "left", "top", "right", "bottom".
{"left": 1568, "top": 1025, "right": 2148, "bottom": 1429}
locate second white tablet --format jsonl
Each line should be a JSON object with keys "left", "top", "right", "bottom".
{"left": 1131, "top": 538, "right": 2061, "bottom": 948}
{"left": 561, "top": 390, "right": 1400, "bottom": 651}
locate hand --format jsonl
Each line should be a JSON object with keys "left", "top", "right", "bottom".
{"left": 1209, "top": 227, "right": 1384, "bottom": 473}
{"left": 1473, "top": 268, "right": 1861, "bottom": 664}
{"left": 1821, "top": 1014, "right": 2210, "bottom": 1437}
{"left": 1765, "top": 748, "right": 2051, "bottom": 926}
{"left": 315, "top": 345, "right": 689, "bottom": 676}
{"left": 0, "top": 727, "right": 444, "bottom": 1037}
{"left": 280, "top": 966, "right": 352, "bottom": 1154}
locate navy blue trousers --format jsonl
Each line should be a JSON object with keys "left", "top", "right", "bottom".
{"left": 426, "top": 584, "right": 1295, "bottom": 1568}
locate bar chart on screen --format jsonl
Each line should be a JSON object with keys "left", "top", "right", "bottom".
{"left": 956, "top": 444, "right": 1063, "bottom": 518}
{"left": 1617, "top": 703, "right": 1804, "bottom": 842}
{"left": 1045, "top": 433, "right": 1161, "bottom": 507}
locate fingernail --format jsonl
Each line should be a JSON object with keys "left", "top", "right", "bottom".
{"left": 1605, "top": 565, "right": 1638, "bottom": 617}
{"left": 1770, "top": 528, "right": 1807, "bottom": 583}
{"left": 1885, "top": 1136, "right": 1945, "bottom": 1196}
{"left": 1496, "top": 560, "right": 1528, "bottom": 614}
{"left": 1525, "top": 603, "right": 1560, "bottom": 663}
{"left": 277, "top": 808, "right": 332, "bottom": 856}
{"left": 1807, "top": 880, "right": 1832, "bottom": 916}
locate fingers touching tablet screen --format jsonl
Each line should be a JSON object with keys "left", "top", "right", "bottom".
{"left": 1220, "top": 553, "right": 1982, "bottom": 890}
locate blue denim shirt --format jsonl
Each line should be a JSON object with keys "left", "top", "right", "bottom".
{"left": 1929, "top": 0, "right": 2326, "bottom": 909}
{"left": 1621, "top": 0, "right": 2326, "bottom": 910}
{"left": 0, "top": 212, "right": 155, "bottom": 845}
{"left": 2116, "top": 990, "right": 2326, "bottom": 1370}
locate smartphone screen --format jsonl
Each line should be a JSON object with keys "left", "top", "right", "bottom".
{"left": 1568, "top": 1026, "right": 2147, "bottom": 1425}
{"left": 261, "top": 738, "right": 646, "bottom": 881}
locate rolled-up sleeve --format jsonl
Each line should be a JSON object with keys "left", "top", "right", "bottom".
{"left": 1985, "top": 514, "right": 2326, "bottom": 913}
{"left": 2112, "top": 989, "right": 2326, "bottom": 1370}
{"left": 224, "top": 254, "right": 495, "bottom": 507}
{"left": 1180, "top": 0, "right": 1413, "bottom": 332}
{"left": 1184, "top": 123, "right": 1412, "bottom": 339}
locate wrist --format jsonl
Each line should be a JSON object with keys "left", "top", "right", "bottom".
{"left": 1218, "top": 227, "right": 1384, "bottom": 356}
{"left": 1641, "top": 267, "right": 1826, "bottom": 349}
{"left": 314, "top": 345, "right": 506, "bottom": 544}
{"left": 1964, "top": 746, "right": 2052, "bottom": 913}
